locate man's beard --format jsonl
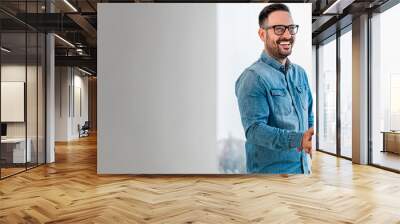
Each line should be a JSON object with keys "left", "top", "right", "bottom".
{"left": 266, "top": 37, "right": 294, "bottom": 60}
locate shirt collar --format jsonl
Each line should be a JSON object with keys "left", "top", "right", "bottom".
{"left": 260, "top": 50, "right": 292, "bottom": 73}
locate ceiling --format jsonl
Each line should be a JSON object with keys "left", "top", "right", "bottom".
{"left": 0, "top": 0, "right": 395, "bottom": 74}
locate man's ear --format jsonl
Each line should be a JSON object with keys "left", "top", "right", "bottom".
{"left": 258, "top": 28, "right": 266, "bottom": 42}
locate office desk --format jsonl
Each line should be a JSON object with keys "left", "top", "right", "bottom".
{"left": 1, "top": 138, "right": 31, "bottom": 164}
{"left": 381, "top": 131, "right": 400, "bottom": 154}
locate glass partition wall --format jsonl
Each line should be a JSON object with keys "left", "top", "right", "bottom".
{"left": 316, "top": 27, "right": 352, "bottom": 159}
{"left": 0, "top": 31, "right": 27, "bottom": 177}
{"left": 317, "top": 36, "right": 337, "bottom": 155}
{"left": 0, "top": 2, "right": 46, "bottom": 179}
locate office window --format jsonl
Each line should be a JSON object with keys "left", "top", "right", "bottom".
{"left": 340, "top": 29, "right": 352, "bottom": 158}
{"left": 318, "top": 37, "right": 337, "bottom": 154}
{"left": 371, "top": 3, "right": 400, "bottom": 171}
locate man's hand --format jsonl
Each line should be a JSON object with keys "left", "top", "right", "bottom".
{"left": 297, "top": 128, "right": 314, "bottom": 156}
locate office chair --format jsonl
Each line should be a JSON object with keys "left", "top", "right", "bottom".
{"left": 79, "top": 121, "right": 90, "bottom": 138}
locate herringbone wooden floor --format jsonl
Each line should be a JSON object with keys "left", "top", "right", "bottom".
{"left": 1, "top": 134, "right": 400, "bottom": 224}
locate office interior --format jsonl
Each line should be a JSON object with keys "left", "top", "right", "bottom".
{"left": 0, "top": 0, "right": 97, "bottom": 179}
{"left": 313, "top": 0, "right": 400, "bottom": 172}
{"left": 0, "top": 0, "right": 400, "bottom": 222}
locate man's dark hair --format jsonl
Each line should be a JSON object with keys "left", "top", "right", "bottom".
{"left": 258, "top": 3, "right": 290, "bottom": 27}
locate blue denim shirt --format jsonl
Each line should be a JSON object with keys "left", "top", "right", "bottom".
{"left": 235, "top": 51, "right": 314, "bottom": 174}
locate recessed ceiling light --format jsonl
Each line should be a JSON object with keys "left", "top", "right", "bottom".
{"left": 323, "top": 0, "right": 355, "bottom": 15}
{"left": 63, "top": 0, "right": 78, "bottom": 12}
{"left": 78, "top": 67, "right": 93, "bottom": 76}
{"left": 1, "top": 47, "right": 11, "bottom": 53}
{"left": 54, "top": 34, "right": 75, "bottom": 48}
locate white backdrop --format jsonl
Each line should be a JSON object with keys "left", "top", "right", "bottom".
{"left": 98, "top": 3, "right": 311, "bottom": 174}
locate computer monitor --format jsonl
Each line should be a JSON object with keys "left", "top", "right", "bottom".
{"left": 1, "top": 123, "right": 7, "bottom": 137}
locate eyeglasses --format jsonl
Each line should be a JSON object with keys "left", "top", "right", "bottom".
{"left": 263, "top": 24, "right": 299, "bottom": 35}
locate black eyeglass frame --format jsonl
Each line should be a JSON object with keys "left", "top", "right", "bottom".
{"left": 263, "top": 24, "right": 299, "bottom": 35}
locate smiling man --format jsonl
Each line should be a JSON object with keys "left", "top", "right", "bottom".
{"left": 235, "top": 3, "right": 314, "bottom": 174}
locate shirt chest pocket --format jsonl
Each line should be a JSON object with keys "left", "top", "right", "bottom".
{"left": 295, "top": 85, "right": 308, "bottom": 110}
{"left": 270, "top": 88, "right": 292, "bottom": 116}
